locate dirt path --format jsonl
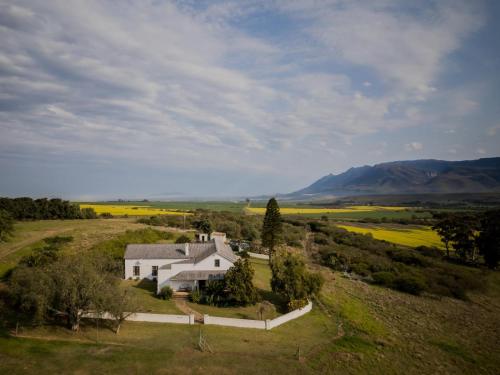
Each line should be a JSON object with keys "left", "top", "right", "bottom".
{"left": 173, "top": 296, "right": 204, "bottom": 323}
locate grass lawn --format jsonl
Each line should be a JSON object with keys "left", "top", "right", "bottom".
{"left": 121, "top": 279, "right": 181, "bottom": 314}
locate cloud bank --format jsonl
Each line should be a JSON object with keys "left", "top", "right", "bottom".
{"left": 0, "top": 0, "right": 497, "bottom": 198}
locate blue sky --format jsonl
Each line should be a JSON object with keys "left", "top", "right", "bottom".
{"left": 0, "top": 0, "right": 499, "bottom": 200}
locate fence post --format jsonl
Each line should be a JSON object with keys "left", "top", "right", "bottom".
{"left": 189, "top": 314, "right": 195, "bottom": 325}
{"left": 265, "top": 319, "right": 271, "bottom": 330}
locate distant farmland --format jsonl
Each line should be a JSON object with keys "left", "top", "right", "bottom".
{"left": 79, "top": 204, "right": 190, "bottom": 216}
{"left": 337, "top": 223, "right": 445, "bottom": 249}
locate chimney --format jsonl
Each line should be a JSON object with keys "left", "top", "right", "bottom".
{"left": 184, "top": 243, "right": 189, "bottom": 256}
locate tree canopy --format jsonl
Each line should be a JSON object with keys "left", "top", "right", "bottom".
{"left": 261, "top": 198, "right": 283, "bottom": 259}
{"left": 270, "top": 249, "right": 323, "bottom": 310}
{"left": 0, "top": 209, "right": 14, "bottom": 242}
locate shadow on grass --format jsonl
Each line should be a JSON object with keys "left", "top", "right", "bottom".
{"left": 133, "top": 278, "right": 157, "bottom": 294}
{"left": 258, "top": 289, "right": 288, "bottom": 314}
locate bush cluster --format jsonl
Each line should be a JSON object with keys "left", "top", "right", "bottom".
{"left": 314, "top": 223, "right": 485, "bottom": 299}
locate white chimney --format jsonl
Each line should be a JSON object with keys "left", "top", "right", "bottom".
{"left": 184, "top": 243, "right": 189, "bottom": 256}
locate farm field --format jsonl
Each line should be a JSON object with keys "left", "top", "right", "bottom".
{"left": 79, "top": 204, "right": 190, "bottom": 216}
{"left": 337, "top": 223, "right": 445, "bottom": 249}
{"left": 0, "top": 219, "right": 499, "bottom": 374}
{"left": 78, "top": 201, "right": 252, "bottom": 212}
{"left": 246, "top": 205, "right": 409, "bottom": 215}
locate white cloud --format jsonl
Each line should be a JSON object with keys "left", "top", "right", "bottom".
{"left": 405, "top": 142, "right": 424, "bottom": 152}
{"left": 0, "top": 0, "right": 491, "bottom": 191}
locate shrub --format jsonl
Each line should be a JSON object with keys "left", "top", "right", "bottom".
{"left": 175, "top": 235, "right": 191, "bottom": 244}
{"left": 158, "top": 286, "right": 173, "bottom": 300}
{"left": 393, "top": 274, "right": 426, "bottom": 295}
{"left": 372, "top": 271, "right": 396, "bottom": 286}
{"left": 386, "top": 249, "right": 430, "bottom": 267}
{"left": 189, "top": 289, "right": 201, "bottom": 303}
{"left": 100, "top": 212, "right": 113, "bottom": 219}
{"left": 350, "top": 262, "right": 370, "bottom": 276}
{"left": 415, "top": 246, "right": 443, "bottom": 258}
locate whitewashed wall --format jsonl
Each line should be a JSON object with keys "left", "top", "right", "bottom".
{"left": 124, "top": 258, "right": 182, "bottom": 280}
{"left": 267, "top": 301, "right": 312, "bottom": 329}
{"left": 204, "top": 301, "right": 313, "bottom": 330}
{"left": 204, "top": 314, "right": 267, "bottom": 329}
{"left": 83, "top": 312, "right": 195, "bottom": 325}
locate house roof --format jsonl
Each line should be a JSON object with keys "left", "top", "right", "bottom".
{"left": 170, "top": 270, "right": 227, "bottom": 281}
{"left": 124, "top": 238, "right": 238, "bottom": 264}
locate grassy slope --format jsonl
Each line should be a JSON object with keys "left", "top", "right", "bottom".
{"left": 1, "top": 220, "right": 499, "bottom": 374}
{"left": 121, "top": 279, "right": 181, "bottom": 314}
{"left": 0, "top": 219, "right": 160, "bottom": 278}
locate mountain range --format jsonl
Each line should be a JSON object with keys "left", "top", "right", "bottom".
{"left": 286, "top": 157, "right": 500, "bottom": 199}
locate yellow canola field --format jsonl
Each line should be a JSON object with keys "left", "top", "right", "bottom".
{"left": 79, "top": 204, "right": 189, "bottom": 216}
{"left": 246, "top": 205, "right": 408, "bottom": 215}
{"left": 337, "top": 225, "right": 444, "bottom": 249}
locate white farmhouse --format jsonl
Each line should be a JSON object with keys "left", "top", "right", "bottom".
{"left": 124, "top": 236, "right": 238, "bottom": 293}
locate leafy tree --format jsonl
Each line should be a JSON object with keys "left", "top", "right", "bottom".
{"left": 105, "top": 289, "right": 139, "bottom": 334}
{"left": 193, "top": 217, "right": 212, "bottom": 234}
{"left": 204, "top": 280, "right": 226, "bottom": 306}
{"left": 175, "top": 235, "right": 191, "bottom": 244}
{"left": 477, "top": 210, "right": 500, "bottom": 269}
{"left": 270, "top": 249, "right": 323, "bottom": 310}
{"left": 20, "top": 236, "right": 72, "bottom": 267}
{"left": 0, "top": 209, "right": 14, "bottom": 242}
{"left": 432, "top": 214, "right": 455, "bottom": 257}
{"left": 450, "top": 215, "right": 479, "bottom": 263}
{"left": 50, "top": 255, "right": 116, "bottom": 331}
{"left": 261, "top": 198, "right": 283, "bottom": 260}
{"left": 81, "top": 207, "right": 97, "bottom": 219}
{"left": 224, "top": 259, "right": 259, "bottom": 306}
{"left": 9, "top": 266, "right": 55, "bottom": 323}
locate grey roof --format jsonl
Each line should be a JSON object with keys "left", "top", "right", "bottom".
{"left": 170, "top": 270, "right": 227, "bottom": 281}
{"left": 124, "top": 238, "right": 238, "bottom": 264}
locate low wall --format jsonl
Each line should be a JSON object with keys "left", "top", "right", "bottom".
{"left": 267, "top": 301, "right": 312, "bottom": 329}
{"left": 83, "top": 302, "right": 312, "bottom": 329}
{"left": 204, "top": 301, "right": 313, "bottom": 330}
{"left": 204, "top": 314, "right": 267, "bottom": 329}
{"left": 84, "top": 312, "right": 195, "bottom": 325}
{"left": 247, "top": 251, "right": 269, "bottom": 260}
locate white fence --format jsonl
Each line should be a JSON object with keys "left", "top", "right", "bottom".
{"left": 204, "top": 315, "right": 267, "bottom": 329}
{"left": 267, "top": 301, "right": 312, "bottom": 329}
{"left": 247, "top": 251, "right": 269, "bottom": 260}
{"left": 83, "top": 301, "right": 312, "bottom": 330}
{"left": 84, "top": 312, "right": 195, "bottom": 325}
{"left": 204, "top": 301, "right": 313, "bottom": 330}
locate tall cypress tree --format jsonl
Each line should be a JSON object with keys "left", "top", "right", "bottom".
{"left": 261, "top": 198, "right": 283, "bottom": 260}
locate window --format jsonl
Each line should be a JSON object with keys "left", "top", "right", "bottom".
{"left": 133, "top": 266, "right": 140, "bottom": 277}
{"left": 152, "top": 266, "right": 158, "bottom": 277}
{"left": 214, "top": 259, "right": 220, "bottom": 267}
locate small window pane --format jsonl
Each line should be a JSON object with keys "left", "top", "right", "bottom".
{"left": 215, "top": 259, "right": 220, "bottom": 267}
{"left": 152, "top": 266, "right": 158, "bottom": 277}
{"left": 133, "top": 266, "right": 140, "bottom": 276}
